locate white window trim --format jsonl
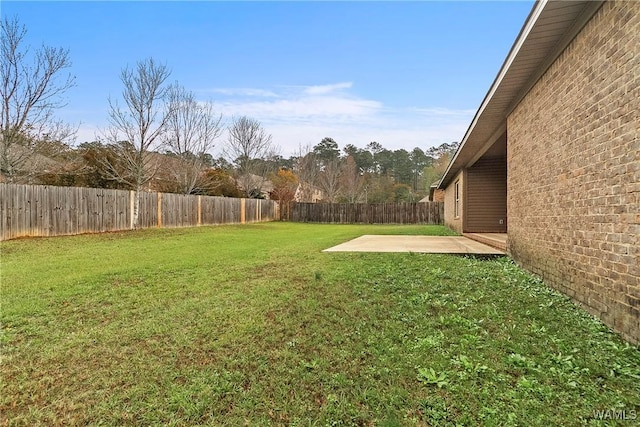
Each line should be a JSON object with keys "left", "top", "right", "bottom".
{"left": 454, "top": 180, "right": 460, "bottom": 219}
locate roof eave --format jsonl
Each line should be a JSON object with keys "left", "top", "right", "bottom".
{"left": 439, "top": 0, "right": 548, "bottom": 189}
{"left": 438, "top": 0, "right": 603, "bottom": 189}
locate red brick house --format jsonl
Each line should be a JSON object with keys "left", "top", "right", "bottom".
{"left": 439, "top": 0, "right": 639, "bottom": 343}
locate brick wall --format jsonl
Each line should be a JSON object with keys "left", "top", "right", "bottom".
{"left": 507, "top": 1, "right": 639, "bottom": 343}
{"left": 444, "top": 170, "right": 464, "bottom": 234}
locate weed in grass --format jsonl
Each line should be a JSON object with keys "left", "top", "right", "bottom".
{"left": 417, "top": 395, "right": 451, "bottom": 426}
{"left": 413, "top": 333, "right": 444, "bottom": 351}
{"left": 1, "top": 223, "right": 639, "bottom": 425}
{"left": 451, "top": 355, "right": 490, "bottom": 378}
{"left": 416, "top": 367, "right": 449, "bottom": 389}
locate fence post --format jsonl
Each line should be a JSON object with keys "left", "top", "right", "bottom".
{"left": 1, "top": 184, "right": 286, "bottom": 241}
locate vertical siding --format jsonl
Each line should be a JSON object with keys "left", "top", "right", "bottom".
{"left": 465, "top": 156, "right": 507, "bottom": 233}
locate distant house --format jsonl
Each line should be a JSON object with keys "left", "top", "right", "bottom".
{"left": 439, "top": 1, "right": 639, "bottom": 343}
{"left": 426, "top": 182, "right": 445, "bottom": 203}
{"left": 0, "top": 145, "right": 67, "bottom": 184}
{"left": 236, "top": 173, "right": 274, "bottom": 199}
{"left": 294, "top": 182, "right": 324, "bottom": 203}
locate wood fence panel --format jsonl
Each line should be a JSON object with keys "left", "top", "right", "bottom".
{"left": 16, "top": 184, "right": 28, "bottom": 236}
{"left": 187, "top": 195, "right": 198, "bottom": 226}
{"left": 285, "top": 201, "right": 443, "bottom": 225}
{"left": 137, "top": 192, "right": 156, "bottom": 230}
{"left": 211, "top": 196, "right": 223, "bottom": 224}
{"left": 100, "top": 189, "right": 112, "bottom": 232}
{"left": 3, "top": 184, "right": 14, "bottom": 237}
{"left": 27, "top": 185, "right": 38, "bottom": 236}
{"left": 227, "top": 198, "right": 241, "bottom": 224}
{"left": 262, "top": 199, "right": 275, "bottom": 221}
{"left": 98, "top": 188, "right": 124, "bottom": 233}
{"left": 0, "top": 185, "right": 6, "bottom": 238}
{"left": 244, "top": 199, "right": 255, "bottom": 222}
{"left": 162, "top": 193, "right": 177, "bottom": 227}
{"left": 219, "top": 198, "right": 228, "bottom": 224}
{"left": 161, "top": 193, "right": 198, "bottom": 228}
{"left": 200, "top": 196, "right": 215, "bottom": 224}
{"left": 50, "top": 186, "right": 61, "bottom": 236}
{"left": 40, "top": 185, "right": 50, "bottom": 236}
{"left": 1, "top": 184, "right": 278, "bottom": 240}
{"left": 91, "top": 187, "right": 101, "bottom": 233}
{"left": 245, "top": 199, "right": 259, "bottom": 223}
{"left": 212, "top": 198, "right": 224, "bottom": 224}
{"left": 260, "top": 200, "right": 268, "bottom": 221}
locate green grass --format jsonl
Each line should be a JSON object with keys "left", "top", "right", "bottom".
{"left": 1, "top": 222, "right": 638, "bottom": 426}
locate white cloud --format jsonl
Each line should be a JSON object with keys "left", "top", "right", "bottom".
{"left": 219, "top": 95, "right": 382, "bottom": 122}
{"left": 70, "top": 82, "right": 473, "bottom": 156}
{"left": 206, "top": 87, "right": 279, "bottom": 98}
{"left": 303, "top": 82, "right": 353, "bottom": 95}
{"left": 212, "top": 83, "right": 470, "bottom": 155}
{"left": 207, "top": 83, "right": 472, "bottom": 156}
{"left": 263, "top": 111, "right": 470, "bottom": 156}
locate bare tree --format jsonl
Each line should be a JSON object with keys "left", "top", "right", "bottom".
{"left": 0, "top": 17, "right": 76, "bottom": 182}
{"left": 224, "top": 115, "right": 277, "bottom": 198}
{"left": 162, "top": 84, "right": 223, "bottom": 194}
{"left": 341, "top": 155, "right": 364, "bottom": 203}
{"left": 292, "top": 143, "right": 320, "bottom": 202}
{"left": 317, "top": 158, "right": 343, "bottom": 203}
{"left": 101, "top": 57, "right": 171, "bottom": 228}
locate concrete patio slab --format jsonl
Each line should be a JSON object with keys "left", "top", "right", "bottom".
{"left": 323, "top": 235, "right": 505, "bottom": 255}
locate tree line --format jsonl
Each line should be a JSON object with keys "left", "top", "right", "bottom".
{"left": 0, "top": 17, "right": 457, "bottom": 226}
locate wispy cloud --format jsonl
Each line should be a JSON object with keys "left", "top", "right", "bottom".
{"left": 208, "top": 83, "right": 472, "bottom": 156}
{"left": 219, "top": 95, "right": 382, "bottom": 122}
{"left": 70, "top": 83, "right": 473, "bottom": 155}
{"left": 303, "top": 82, "right": 353, "bottom": 95}
{"left": 206, "top": 87, "right": 280, "bottom": 98}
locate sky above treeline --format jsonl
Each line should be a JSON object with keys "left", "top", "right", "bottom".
{"left": 3, "top": 0, "right": 534, "bottom": 157}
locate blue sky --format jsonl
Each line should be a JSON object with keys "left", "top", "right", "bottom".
{"left": 3, "top": 1, "right": 534, "bottom": 157}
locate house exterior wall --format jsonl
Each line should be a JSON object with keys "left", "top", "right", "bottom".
{"left": 507, "top": 1, "right": 639, "bottom": 343}
{"left": 466, "top": 157, "right": 507, "bottom": 233}
{"left": 444, "top": 170, "right": 464, "bottom": 234}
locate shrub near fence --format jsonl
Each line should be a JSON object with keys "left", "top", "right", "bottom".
{"left": 0, "top": 184, "right": 278, "bottom": 241}
{"left": 286, "top": 202, "right": 443, "bottom": 225}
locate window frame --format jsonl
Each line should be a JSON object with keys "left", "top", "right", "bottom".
{"left": 454, "top": 179, "right": 460, "bottom": 219}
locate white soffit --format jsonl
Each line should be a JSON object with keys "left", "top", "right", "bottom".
{"left": 439, "top": 0, "right": 604, "bottom": 188}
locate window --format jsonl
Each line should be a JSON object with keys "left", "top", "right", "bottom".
{"left": 454, "top": 180, "right": 460, "bottom": 218}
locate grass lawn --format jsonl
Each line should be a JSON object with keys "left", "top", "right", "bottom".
{"left": 1, "top": 222, "right": 639, "bottom": 426}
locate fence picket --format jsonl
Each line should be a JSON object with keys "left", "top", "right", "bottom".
{"left": 285, "top": 201, "right": 443, "bottom": 225}
{"left": 0, "top": 184, "right": 279, "bottom": 241}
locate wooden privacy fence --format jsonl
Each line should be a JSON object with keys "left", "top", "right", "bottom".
{"left": 284, "top": 201, "right": 443, "bottom": 225}
{"left": 0, "top": 184, "right": 278, "bottom": 241}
